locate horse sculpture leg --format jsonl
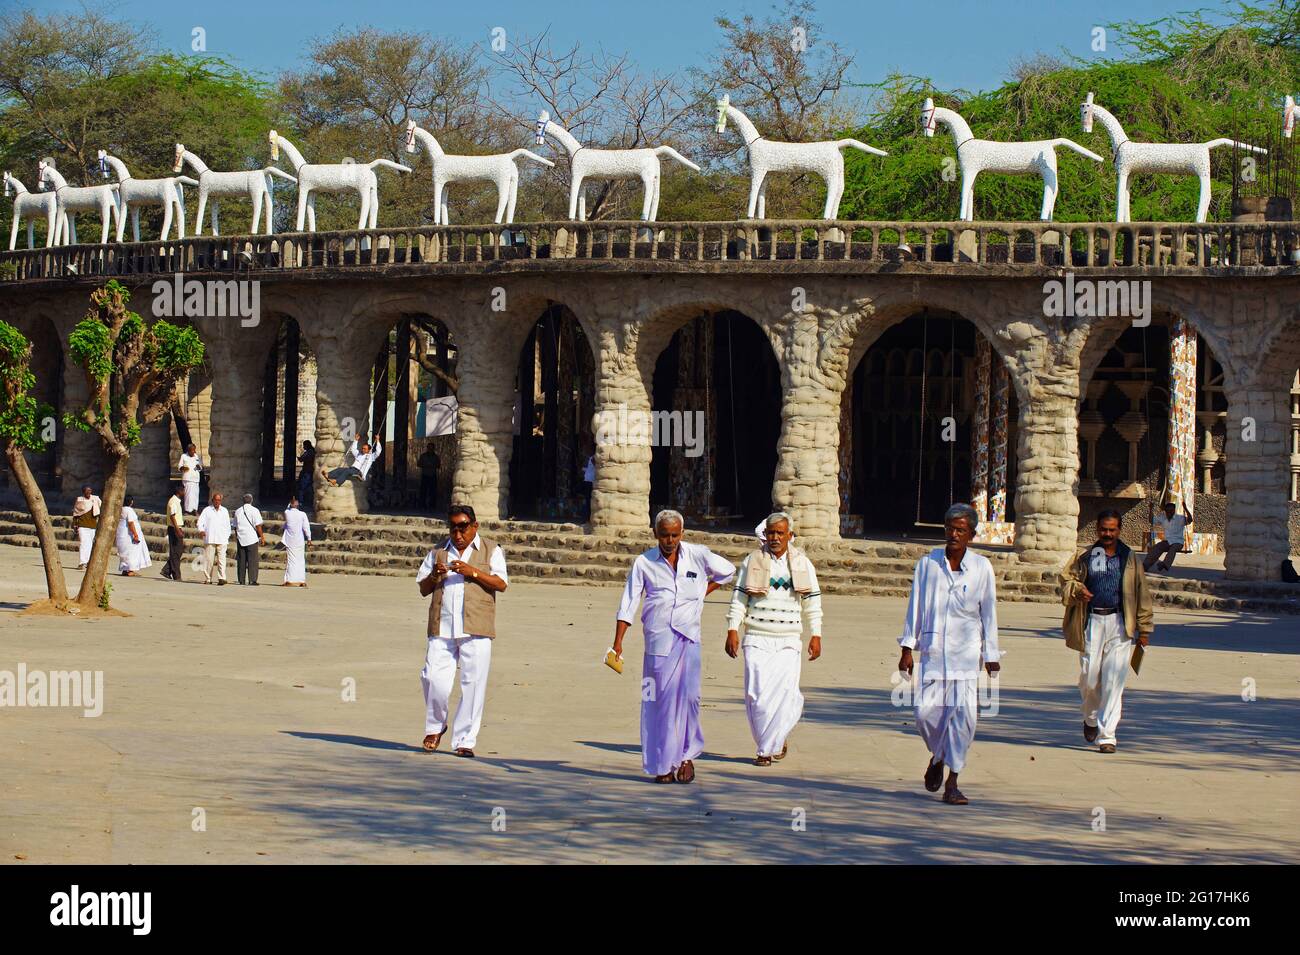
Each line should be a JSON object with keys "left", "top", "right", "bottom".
{"left": 756, "top": 175, "right": 768, "bottom": 219}
{"left": 960, "top": 171, "right": 976, "bottom": 221}
{"left": 297, "top": 190, "right": 310, "bottom": 231}
{"left": 824, "top": 173, "right": 844, "bottom": 220}
{"left": 1114, "top": 169, "right": 1129, "bottom": 223}
{"left": 8, "top": 216, "right": 19, "bottom": 252}
{"left": 1195, "top": 173, "right": 1211, "bottom": 223}
{"left": 493, "top": 178, "right": 509, "bottom": 224}
{"left": 746, "top": 172, "right": 764, "bottom": 218}
{"left": 639, "top": 173, "right": 655, "bottom": 221}
{"left": 569, "top": 176, "right": 583, "bottom": 221}
{"left": 649, "top": 175, "right": 662, "bottom": 222}
{"left": 196, "top": 189, "right": 209, "bottom": 237}
{"left": 1039, "top": 162, "right": 1059, "bottom": 221}
{"left": 505, "top": 173, "right": 519, "bottom": 224}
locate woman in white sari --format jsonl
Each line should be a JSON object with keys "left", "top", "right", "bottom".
{"left": 281, "top": 497, "right": 311, "bottom": 587}
{"left": 115, "top": 495, "right": 152, "bottom": 576}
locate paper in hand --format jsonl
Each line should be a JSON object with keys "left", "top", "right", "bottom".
{"left": 603, "top": 648, "right": 624, "bottom": 674}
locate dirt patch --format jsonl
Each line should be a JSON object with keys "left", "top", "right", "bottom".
{"left": 17, "top": 599, "right": 130, "bottom": 619}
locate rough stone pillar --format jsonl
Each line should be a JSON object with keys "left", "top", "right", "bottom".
{"left": 58, "top": 347, "right": 100, "bottom": 499}
{"left": 1166, "top": 316, "right": 1198, "bottom": 513}
{"left": 199, "top": 321, "right": 275, "bottom": 505}
{"left": 970, "top": 336, "right": 992, "bottom": 521}
{"left": 450, "top": 329, "right": 516, "bottom": 521}
{"left": 1223, "top": 386, "right": 1291, "bottom": 579}
{"left": 772, "top": 314, "right": 842, "bottom": 540}
{"left": 313, "top": 326, "right": 378, "bottom": 520}
{"left": 590, "top": 335, "right": 652, "bottom": 532}
{"left": 1009, "top": 327, "right": 1083, "bottom": 567}
{"left": 988, "top": 358, "right": 1010, "bottom": 523}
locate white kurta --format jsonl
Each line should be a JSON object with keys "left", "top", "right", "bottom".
{"left": 899, "top": 548, "right": 1000, "bottom": 773}
{"left": 281, "top": 508, "right": 311, "bottom": 583}
{"left": 115, "top": 506, "right": 152, "bottom": 573}
{"left": 415, "top": 536, "right": 510, "bottom": 750}
{"left": 179, "top": 453, "right": 202, "bottom": 511}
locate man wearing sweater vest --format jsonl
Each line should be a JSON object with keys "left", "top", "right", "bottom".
{"left": 898, "top": 503, "right": 1001, "bottom": 805}
{"left": 417, "top": 504, "right": 508, "bottom": 758}
{"left": 725, "top": 512, "right": 822, "bottom": 766}
{"left": 613, "top": 509, "right": 736, "bottom": 783}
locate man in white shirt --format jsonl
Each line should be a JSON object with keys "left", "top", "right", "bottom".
{"left": 196, "top": 492, "right": 232, "bottom": 586}
{"left": 233, "top": 494, "right": 265, "bottom": 586}
{"left": 416, "top": 504, "right": 508, "bottom": 758}
{"left": 71, "top": 485, "right": 102, "bottom": 569}
{"left": 321, "top": 432, "right": 383, "bottom": 487}
{"left": 281, "top": 497, "right": 312, "bottom": 587}
{"left": 725, "top": 512, "right": 822, "bottom": 766}
{"left": 613, "top": 509, "right": 736, "bottom": 783}
{"left": 178, "top": 443, "right": 202, "bottom": 513}
{"left": 898, "top": 503, "right": 1001, "bottom": 806}
{"left": 1144, "top": 500, "right": 1193, "bottom": 574}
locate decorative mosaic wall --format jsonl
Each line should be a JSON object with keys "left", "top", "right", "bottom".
{"left": 1167, "top": 316, "right": 1198, "bottom": 513}
{"left": 988, "top": 357, "right": 1010, "bottom": 523}
{"left": 970, "top": 337, "right": 991, "bottom": 521}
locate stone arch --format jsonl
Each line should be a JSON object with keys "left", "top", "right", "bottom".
{"left": 256, "top": 312, "right": 317, "bottom": 506}
{"left": 509, "top": 304, "right": 597, "bottom": 521}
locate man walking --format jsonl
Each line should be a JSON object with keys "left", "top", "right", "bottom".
{"left": 898, "top": 503, "right": 1001, "bottom": 805}
{"left": 417, "top": 504, "right": 508, "bottom": 758}
{"left": 234, "top": 493, "right": 265, "bottom": 585}
{"left": 197, "top": 492, "right": 231, "bottom": 586}
{"left": 1144, "top": 499, "right": 1193, "bottom": 574}
{"left": 1061, "top": 510, "right": 1154, "bottom": 753}
{"left": 178, "top": 443, "right": 203, "bottom": 514}
{"left": 281, "top": 497, "right": 311, "bottom": 587}
{"left": 725, "top": 512, "right": 822, "bottom": 766}
{"left": 612, "top": 509, "right": 736, "bottom": 784}
{"left": 71, "top": 485, "right": 101, "bottom": 569}
{"left": 161, "top": 483, "right": 185, "bottom": 581}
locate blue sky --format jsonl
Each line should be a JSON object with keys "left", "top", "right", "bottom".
{"left": 34, "top": 0, "right": 1223, "bottom": 93}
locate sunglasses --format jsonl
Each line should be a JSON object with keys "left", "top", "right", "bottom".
{"left": 450, "top": 520, "right": 473, "bottom": 532}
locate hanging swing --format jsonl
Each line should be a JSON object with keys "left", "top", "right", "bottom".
{"left": 914, "top": 312, "right": 958, "bottom": 530}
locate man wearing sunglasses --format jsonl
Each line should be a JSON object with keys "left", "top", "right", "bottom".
{"left": 416, "top": 504, "right": 509, "bottom": 758}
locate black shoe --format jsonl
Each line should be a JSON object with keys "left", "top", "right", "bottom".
{"left": 924, "top": 759, "right": 945, "bottom": 792}
{"left": 217, "top": 580, "right": 227, "bottom": 586}
{"left": 1083, "top": 722, "right": 1099, "bottom": 743}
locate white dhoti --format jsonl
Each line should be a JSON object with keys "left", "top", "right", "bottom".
{"left": 283, "top": 542, "right": 306, "bottom": 584}
{"left": 743, "top": 635, "right": 804, "bottom": 757}
{"left": 182, "top": 481, "right": 199, "bottom": 512}
{"left": 115, "top": 530, "right": 152, "bottom": 574}
{"left": 915, "top": 675, "right": 978, "bottom": 773}
{"left": 421, "top": 635, "right": 493, "bottom": 750}
{"left": 1079, "top": 613, "right": 1132, "bottom": 747}
{"left": 77, "top": 526, "right": 95, "bottom": 565}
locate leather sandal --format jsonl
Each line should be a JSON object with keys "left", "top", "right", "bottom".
{"left": 1083, "top": 722, "right": 1099, "bottom": 743}
{"left": 772, "top": 744, "right": 788, "bottom": 761}
{"left": 453, "top": 747, "right": 475, "bottom": 758}
{"left": 675, "top": 759, "right": 695, "bottom": 784}
{"left": 942, "top": 786, "right": 969, "bottom": 805}
{"left": 422, "top": 731, "right": 444, "bottom": 752}
{"left": 924, "top": 759, "right": 945, "bottom": 792}
{"left": 754, "top": 755, "right": 773, "bottom": 767}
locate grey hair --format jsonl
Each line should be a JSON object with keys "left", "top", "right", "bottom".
{"left": 654, "top": 508, "right": 685, "bottom": 531}
{"left": 243, "top": 494, "right": 254, "bottom": 504}
{"left": 764, "top": 511, "right": 794, "bottom": 533}
{"left": 944, "top": 503, "right": 980, "bottom": 533}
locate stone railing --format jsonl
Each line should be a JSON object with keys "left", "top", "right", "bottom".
{"left": 2, "top": 219, "right": 1298, "bottom": 283}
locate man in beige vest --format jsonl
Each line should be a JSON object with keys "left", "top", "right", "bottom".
{"left": 417, "top": 504, "right": 508, "bottom": 757}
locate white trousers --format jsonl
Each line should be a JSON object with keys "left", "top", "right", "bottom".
{"left": 183, "top": 481, "right": 199, "bottom": 513}
{"left": 77, "top": 527, "right": 95, "bottom": 565}
{"left": 421, "top": 635, "right": 493, "bottom": 749}
{"left": 743, "top": 636, "right": 804, "bottom": 756}
{"left": 204, "top": 541, "right": 228, "bottom": 582}
{"left": 915, "top": 676, "right": 978, "bottom": 773}
{"left": 1079, "top": 613, "right": 1132, "bottom": 746}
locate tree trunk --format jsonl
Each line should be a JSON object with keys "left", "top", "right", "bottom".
{"left": 3, "top": 443, "right": 70, "bottom": 605}
{"left": 75, "top": 452, "right": 130, "bottom": 608}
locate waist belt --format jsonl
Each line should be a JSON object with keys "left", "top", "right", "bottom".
{"left": 1091, "top": 607, "right": 1119, "bottom": 616}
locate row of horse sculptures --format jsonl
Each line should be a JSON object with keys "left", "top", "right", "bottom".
{"left": 4, "top": 94, "right": 1295, "bottom": 250}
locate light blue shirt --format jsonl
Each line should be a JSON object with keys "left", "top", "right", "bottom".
{"left": 617, "top": 542, "right": 736, "bottom": 656}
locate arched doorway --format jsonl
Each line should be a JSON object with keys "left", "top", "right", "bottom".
{"left": 259, "top": 316, "right": 316, "bottom": 505}
{"left": 649, "top": 310, "right": 780, "bottom": 528}
{"left": 509, "top": 306, "right": 595, "bottom": 521}
{"left": 841, "top": 309, "right": 1017, "bottom": 535}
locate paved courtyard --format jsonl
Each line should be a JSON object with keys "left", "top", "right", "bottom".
{"left": 1, "top": 543, "right": 1297, "bottom": 864}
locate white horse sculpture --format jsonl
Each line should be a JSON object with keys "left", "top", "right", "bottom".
{"left": 1081, "top": 93, "right": 1267, "bottom": 223}
{"left": 99, "top": 151, "right": 197, "bottom": 242}
{"left": 37, "top": 158, "right": 121, "bottom": 245}
{"left": 533, "top": 110, "right": 699, "bottom": 221}
{"left": 269, "top": 131, "right": 410, "bottom": 232}
{"left": 713, "top": 94, "right": 887, "bottom": 219}
{"left": 173, "top": 144, "right": 297, "bottom": 235}
{"left": 404, "top": 121, "right": 554, "bottom": 225}
{"left": 922, "top": 97, "right": 1104, "bottom": 221}
{"left": 4, "top": 171, "right": 58, "bottom": 250}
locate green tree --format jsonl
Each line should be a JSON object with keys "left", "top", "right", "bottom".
{"left": 64, "top": 281, "right": 204, "bottom": 610}
{"left": 0, "top": 319, "right": 68, "bottom": 606}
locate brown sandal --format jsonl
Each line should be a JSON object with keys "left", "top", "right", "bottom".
{"left": 754, "top": 755, "right": 773, "bottom": 767}
{"left": 422, "top": 731, "right": 444, "bottom": 752}
{"left": 772, "top": 744, "right": 788, "bottom": 761}
{"left": 675, "top": 759, "right": 695, "bottom": 784}
{"left": 942, "top": 786, "right": 969, "bottom": 805}
{"left": 654, "top": 773, "right": 676, "bottom": 783}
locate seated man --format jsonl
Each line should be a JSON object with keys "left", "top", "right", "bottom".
{"left": 321, "top": 433, "right": 383, "bottom": 487}
{"left": 1144, "top": 500, "right": 1192, "bottom": 574}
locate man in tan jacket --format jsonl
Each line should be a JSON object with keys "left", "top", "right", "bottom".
{"left": 1059, "top": 510, "right": 1154, "bottom": 753}
{"left": 417, "top": 504, "right": 508, "bottom": 758}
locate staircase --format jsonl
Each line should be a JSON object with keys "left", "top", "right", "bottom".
{"left": 2, "top": 509, "right": 1297, "bottom": 615}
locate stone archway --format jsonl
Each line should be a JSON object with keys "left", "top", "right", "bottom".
{"left": 257, "top": 315, "right": 316, "bottom": 506}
